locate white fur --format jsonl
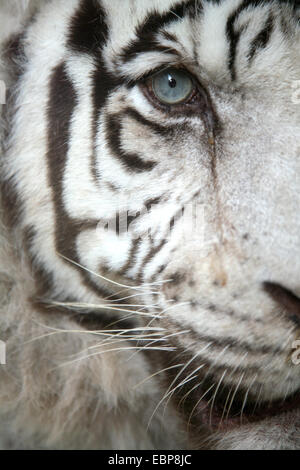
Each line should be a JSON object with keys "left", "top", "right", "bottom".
{"left": 1, "top": 0, "right": 300, "bottom": 450}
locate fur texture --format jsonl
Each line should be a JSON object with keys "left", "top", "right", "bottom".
{"left": 0, "top": 0, "right": 300, "bottom": 449}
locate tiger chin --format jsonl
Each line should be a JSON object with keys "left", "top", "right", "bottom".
{"left": 0, "top": 0, "right": 299, "bottom": 451}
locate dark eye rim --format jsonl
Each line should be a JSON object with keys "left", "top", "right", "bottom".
{"left": 139, "top": 66, "right": 208, "bottom": 115}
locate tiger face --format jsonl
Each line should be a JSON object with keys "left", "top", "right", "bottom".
{"left": 1, "top": 0, "right": 300, "bottom": 449}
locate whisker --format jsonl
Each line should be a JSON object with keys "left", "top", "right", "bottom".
{"left": 45, "top": 301, "right": 160, "bottom": 318}
{"left": 169, "top": 10, "right": 182, "bottom": 20}
{"left": 147, "top": 344, "right": 211, "bottom": 429}
{"left": 177, "top": 379, "right": 202, "bottom": 410}
{"left": 88, "top": 334, "right": 167, "bottom": 351}
{"left": 58, "top": 254, "right": 172, "bottom": 290}
{"left": 104, "top": 291, "right": 160, "bottom": 303}
{"left": 147, "top": 374, "right": 198, "bottom": 431}
{"left": 240, "top": 374, "right": 258, "bottom": 425}
{"left": 209, "top": 370, "right": 227, "bottom": 428}
{"left": 133, "top": 363, "right": 185, "bottom": 390}
{"left": 225, "top": 371, "right": 245, "bottom": 423}
{"left": 163, "top": 362, "right": 205, "bottom": 416}
{"left": 281, "top": 368, "right": 294, "bottom": 403}
{"left": 187, "top": 383, "right": 216, "bottom": 432}
{"left": 126, "top": 329, "right": 189, "bottom": 361}
{"left": 165, "top": 343, "right": 212, "bottom": 398}
{"left": 25, "top": 319, "right": 165, "bottom": 344}
{"left": 251, "top": 383, "right": 263, "bottom": 416}
{"left": 66, "top": 335, "right": 169, "bottom": 360}
{"left": 217, "top": 353, "right": 249, "bottom": 429}
{"left": 200, "top": 345, "right": 230, "bottom": 384}
{"left": 53, "top": 345, "right": 177, "bottom": 370}
{"left": 218, "top": 383, "right": 234, "bottom": 430}
{"left": 145, "top": 301, "right": 191, "bottom": 329}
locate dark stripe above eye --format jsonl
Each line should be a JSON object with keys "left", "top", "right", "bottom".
{"left": 226, "top": 0, "right": 266, "bottom": 81}
{"left": 67, "top": 0, "right": 108, "bottom": 54}
{"left": 67, "top": 0, "right": 127, "bottom": 183}
{"left": 105, "top": 113, "right": 157, "bottom": 172}
{"left": 120, "top": 0, "right": 199, "bottom": 63}
{"left": 247, "top": 13, "right": 274, "bottom": 63}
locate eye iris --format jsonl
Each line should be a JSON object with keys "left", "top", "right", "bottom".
{"left": 152, "top": 69, "right": 193, "bottom": 104}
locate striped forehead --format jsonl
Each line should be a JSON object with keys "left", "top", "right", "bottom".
{"left": 67, "top": 0, "right": 198, "bottom": 79}
{"left": 102, "top": 0, "right": 195, "bottom": 40}
{"left": 65, "top": 0, "right": 299, "bottom": 86}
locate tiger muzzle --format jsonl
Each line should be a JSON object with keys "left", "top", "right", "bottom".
{"left": 154, "top": 268, "right": 300, "bottom": 434}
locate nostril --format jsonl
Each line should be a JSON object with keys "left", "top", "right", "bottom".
{"left": 263, "top": 282, "right": 300, "bottom": 326}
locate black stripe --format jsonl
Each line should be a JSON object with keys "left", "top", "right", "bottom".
{"left": 120, "top": 0, "right": 198, "bottom": 64}
{"left": 28, "top": 223, "right": 127, "bottom": 303}
{"left": 136, "top": 202, "right": 188, "bottom": 282}
{"left": 72, "top": 311, "right": 136, "bottom": 331}
{"left": 121, "top": 44, "right": 181, "bottom": 64}
{"left": 91, "top": 65, "right": 121, "bottom": 181}
{"left": 137, "top": 239, "right": 167, "bottom": 283}
{"left": 226, "top": 0, "right": 263, "bottom": 81}
{"left": 24, "top": 226, "right": 55, "bottom": 298}
{"left": 118, "top": 238, "right": 143, "bottom": 277}
{"left": 67, "top": 0, "right": 108, "bottom": 54}
{"left": 148, "top": 202, "right": 185, "bottom": 246}
{"left": 68, "top": 0, "right": 119, "bottom": 183}
{"left": 136, "top": 187, "right": 203, "bottom": 284}
{"left": 2, "top": 29, "right": 125, "bottom": 303}
{"left": 169, "top": 205, "right": 185, "bottom": 233}
{"left": 161, "top": 31, "right": 180, "bottom": 43}
{"left": 105, "top": 113, "right": 157, "bottom": 172}
{"left": 123, "top": 107, "right": 177, "bottom": 140}
{"left": 145, "top": 196, "right": 162, "bottom": 211}
{"left": 2, "top": 32, "right": 26, "bottom": 81}
{"left": 225, "top": 0, "right": 298, "bottom": 80}
{"left": 47, "top": 62, "right": 78, "bottom": 260}
{"left": 247, "top": 13, "right": 274, "bottom": 63}
{"left": 46, "top": 63, "right": 125, "bottom": 302}
{"left": 116, "top": 196, "right": 165, "bottom": 279}
{"left": 150, "top": 264, "right": 167, "bottom": 282}
{"left": 47, "top": 62, "right": 104, "bottom": 294}
{"left": 97, "top": 196, "right": 163, "bottom": 239}
{"left": 165, "top": 317, "right": 285, "bottom": 356}
{"left": 1, "top": 33, "right": 27, "bottom": 229}
{"left": 24, "top": 225, "right": 121, "bottom": 307}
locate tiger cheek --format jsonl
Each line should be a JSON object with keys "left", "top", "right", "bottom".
{"left": 1, "top": 0, "right": 300, "bottom": 452}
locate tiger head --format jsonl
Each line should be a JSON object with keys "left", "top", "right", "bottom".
{"left": 1, "top": 0, "right": 300, "bottom": 449}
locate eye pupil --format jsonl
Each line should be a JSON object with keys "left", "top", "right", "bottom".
{"left": 168, "top": 75, "right": 177, "bottom": 88}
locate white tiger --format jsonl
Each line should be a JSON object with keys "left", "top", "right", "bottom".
{"left": 0, "top": 0, "right": 299, "bottom": 450}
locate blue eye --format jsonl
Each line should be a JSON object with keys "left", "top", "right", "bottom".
{"left": 151, "top": 68, "right": 194, "bottom": 105}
